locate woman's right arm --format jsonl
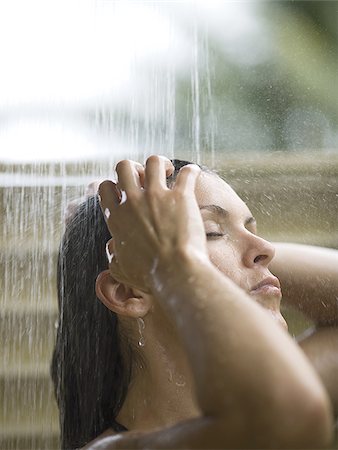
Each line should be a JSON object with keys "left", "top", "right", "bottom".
{"left": 94, "top": 157, "right": 333, "bottom": 449}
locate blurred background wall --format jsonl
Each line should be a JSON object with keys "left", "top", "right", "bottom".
{"left": 0, "top": 1, "right": 337, "bottom": 448}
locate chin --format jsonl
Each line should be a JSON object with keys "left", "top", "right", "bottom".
{"left": 258, "top": 304, "right": 288, "bottom": 331}
{"left": 271, "top": 311, "right": 288, "bottom": 331}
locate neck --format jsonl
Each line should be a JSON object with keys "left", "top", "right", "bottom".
{"left": 116, "top": 318, "right": 200, "bottom": 431}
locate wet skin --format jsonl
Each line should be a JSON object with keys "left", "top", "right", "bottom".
{"left": 194, "top": 172, "right": 287, "bottom": 329}
{"left": 92, "top": 158, "right": 334, "bottom": 449}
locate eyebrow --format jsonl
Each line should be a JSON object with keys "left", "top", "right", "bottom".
{"left": 200, "top": 204, "right": 256, "bottom": 227}
{"left": 199, "top": 204, "right": 228, "bottom": 218}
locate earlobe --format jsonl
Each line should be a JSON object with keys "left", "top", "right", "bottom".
{"left": 95, "top": 270, "right": 150, "bottom": 318}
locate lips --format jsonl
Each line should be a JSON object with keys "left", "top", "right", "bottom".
{"left": 250, "top": 276, "right": 281, "bottom": 297}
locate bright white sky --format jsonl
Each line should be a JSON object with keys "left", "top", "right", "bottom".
{"left": 0, "top": 0, "right": 191, "bottom": 108}
{"left": 0, "top": 0, "right": 264, "bottom": 162}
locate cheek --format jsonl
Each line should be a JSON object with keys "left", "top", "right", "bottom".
{"left": 207, "top": 241, "right": 244, "bottom": 287}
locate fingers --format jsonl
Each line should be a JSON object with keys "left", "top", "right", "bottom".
{"left": 144, "top": 155, "right": 174, "bottom": 190}
{"left": 116, "top": 160, "right": 145, "bottom": 192}
{"left": 99, "top": 156, "right": 176, "bottom": 218}
{"left": 174, "top": 164, "right": 201, "bottom": 194}
{"left": 111, "top": 156, "right": 174, "bottom": 196}
{"left": 98, "top": 180, "right": 121, "bottom": 220}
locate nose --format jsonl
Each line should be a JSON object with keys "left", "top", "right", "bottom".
{"left": 242, "top": 234, "right": 276, "bottom": 268}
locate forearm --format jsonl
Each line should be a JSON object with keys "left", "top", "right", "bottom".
{"left": 270, "top": 243, "right": 338, "bottom": 325}
{"left": 96, "top": 158, "right": 334, "bottom": 448}
{"left": 150, "top": 248, "right": 332, "bottom": 431}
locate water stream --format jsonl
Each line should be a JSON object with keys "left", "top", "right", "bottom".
{"left": 1, "top": 2, "right": 337, "bottom": 449}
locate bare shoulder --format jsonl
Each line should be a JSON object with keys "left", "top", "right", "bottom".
{"left": 81, "top": 429, "right": 116, "bottom": 449}
{"left": 81, "top": 428, "right": 141, "bottom": 450}
{"left": 80, "top": 417, "right": 220, "bottom": 450}
{"left": 80, "top": 407, "right": 333, "bottom": 450}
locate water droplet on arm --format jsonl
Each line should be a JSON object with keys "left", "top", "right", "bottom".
{"left": 175, "top": 374, "right": 186, "bottom": 387}
{"left": 105, "top": 242, "right": 114, "bottom": 264}
{"left": 120, "top": 190, "right": 127, "bottom": 204}
{"left": 137, "top": 317, "right": 145, "bottom": 347}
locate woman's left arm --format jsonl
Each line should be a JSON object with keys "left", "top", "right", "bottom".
{"left": 270, "top": 243, "right": 338, "bottom": 326}
{"left": 298, "top": 328, "right": 338, "bottom": 417}
{"left": 270, "top": 243, "right": 338, "bottom": 420}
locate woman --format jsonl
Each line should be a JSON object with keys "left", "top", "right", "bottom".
{"left": 52, "top": 156, "right": 337, "bottom": 449}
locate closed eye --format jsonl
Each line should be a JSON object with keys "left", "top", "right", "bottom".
{"left": 245, "top": 216, "right": 257, "bottom": 234}
{"left": 206, "top": 232, "right": 225, "bottom": 239}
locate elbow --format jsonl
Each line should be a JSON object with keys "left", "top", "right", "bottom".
{"left": 279, "top": 388, "right": 334, "bottom": 449}
{"left": 303, "top": 391, "right": 334, "bottom": 448}
{"left": 245, "top": 386, "right": 335, "bottom": 448}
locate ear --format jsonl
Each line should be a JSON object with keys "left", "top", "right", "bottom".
{"left": 95, "top": 270, "right": 151, "bottom": 318}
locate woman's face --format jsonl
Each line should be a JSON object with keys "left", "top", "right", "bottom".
{"left": 195, "top": 172, "right": 287, "bottom": 330}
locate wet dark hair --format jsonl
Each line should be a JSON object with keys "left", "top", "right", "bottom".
{"left": 51, "top": 160, "right": 203, "bottom": 449}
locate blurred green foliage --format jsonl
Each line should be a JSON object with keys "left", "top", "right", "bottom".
{"left": 100, "top": 1, "right": 338, "bottom": 158}
{"left": 176, "top": 1, "right": 338, "bottom": 154}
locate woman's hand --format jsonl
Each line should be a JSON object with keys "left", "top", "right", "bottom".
{"left": 97, "top": 156, "right": 334, "bottom": 450}
{"left": 98, "top": 155, "right": 208, "bottom": 292}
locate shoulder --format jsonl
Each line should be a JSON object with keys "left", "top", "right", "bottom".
{"left": 81, "top": 429, "right": 124, "bottom": 449}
